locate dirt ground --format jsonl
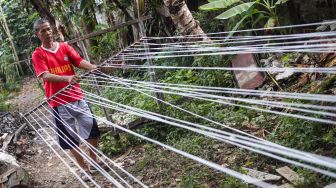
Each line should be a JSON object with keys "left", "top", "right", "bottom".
{"left": 19, "top": 128, "right": 83, "bottom": 188}
{"left": 5, "top": 72, "right": 326, "bottom": 187}
{"left": 3, "top": 76, "right": 188, "bottom": 188}
{"left": 5, "top": 77, "right": 80, "bottom": 187}
{"left": 5, "top": 76, "right": 145, "bottom": 188}
{"left": 6, "top": 76, "right": 43, "bottom": 113}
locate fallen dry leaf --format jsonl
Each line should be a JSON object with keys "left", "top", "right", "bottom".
{"left": 326, "top": 57, "right": 336, "bottom": 67}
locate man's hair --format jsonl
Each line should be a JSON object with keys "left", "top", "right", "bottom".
{"left": 33, "top": 18, "right": 50, "bottom": 32}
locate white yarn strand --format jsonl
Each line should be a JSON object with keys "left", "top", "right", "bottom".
{"left": 49, "top": 93, "right": 275, "bottom": 188}
{"left": 35, "top": 106, "right": 130, "bottom": 188}
{"left": 60, "top": 85, "right": 336, "bottom": 178}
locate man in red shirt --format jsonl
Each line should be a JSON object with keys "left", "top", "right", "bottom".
{"left": 32, "top": 18, "right": 103, "bottom": 180}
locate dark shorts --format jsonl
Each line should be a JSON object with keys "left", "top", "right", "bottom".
{"left": 52, "top": 100, "right": 100, "bottom": 150}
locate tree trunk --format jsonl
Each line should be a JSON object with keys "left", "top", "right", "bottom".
{"left": 163, "top": 0, "right": 206, "bottom": 38}
{"left": 55, "top": 1, "right": 90, "bottom": 60}
{"left": 94, "top": 2, "right": 108, "bottom": 25}
{"left": 111, "top": 0, "right": 134, "bottom": 20}
{"left": 110, "top": 0, "right": 141, "bottom": 42}
{"left": 29, "top": 0, "right": 55, "bottom": 26}
{"left": 80, "top": 7, "right": 98, "bottom": 54}
{"left": 29, "top": 0, "right": 66, "bottom": 42}
{"left": 112, "top": 11, "right": 132, "bottom": 49}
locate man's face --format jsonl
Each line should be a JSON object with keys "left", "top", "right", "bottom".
{"left": 35, "top": 22, "right": 53, "bottom": 43}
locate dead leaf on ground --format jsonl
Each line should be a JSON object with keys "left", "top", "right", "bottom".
{"left": 253, "top": 129, "right": 266, "bottom": 138}
{"left": 290, "top": 73, "right": 309, "bottom": 91}
{"left": 326, "top": 57, "right": 336, "bottom": 67}
{"left": 319, "top": 53, "right": 336, "bottom": 63}
{"left": 47, "top": 162, "right": 53, "bottom": 167}
{"left": 309, "top": 81, "right": 320, "bottom": 93}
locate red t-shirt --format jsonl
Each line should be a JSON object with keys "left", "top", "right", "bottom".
{"left": 32, "top": 42, "right": 84, "bottom": 107}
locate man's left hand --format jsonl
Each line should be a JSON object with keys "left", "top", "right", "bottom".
{"left": 97, "top": 61, "right": 123, "bottom": 74}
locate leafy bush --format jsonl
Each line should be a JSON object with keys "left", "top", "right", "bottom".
{"left": 269, "top": 116, "right": 336, "bottom": 152}
{"left": 89, "top": 25, "right": 120, "bottom": 60}
{"left": 200, "top": 0, "right": 290, "bottom": 31}
{"left": 0, "top": 1, "right": 39, "bottom": 82}
{"left": 100, "top": 132, "right": 143, "bottom": 156}
{"left": 0, "top": 81, "right": 21, "bottom": 112}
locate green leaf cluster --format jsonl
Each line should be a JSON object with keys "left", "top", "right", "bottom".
{"left": 200, "top": 0, "right": 290, "bottom": 31}
{"left": 0, "top": 0, "right": 39, "bottom": 82}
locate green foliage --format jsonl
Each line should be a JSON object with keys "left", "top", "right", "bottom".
{"left": 2, "top": 1, "right": 39, "bottom": 54}
{"left": 200, "top": 0, "right": 290, "bottom": 31}
{"left": 102, "top": 83, "right": 159, "bottom": 112}
{"left": 0, "top": 1, "right": 39, "bottom": 82}
{"left": 220, "top": 176, "right": 249, "bottom": 188}
{"left": 130, "top": 133, "right": 250, "bottom": 187}
{"left": 79, "top": 0, "right": 95, "bottom": 13}
{"left": 193, "top": 10, "right": 226, "bottom": 33}
{"left": 293, "top": 168, "right": 334, "bottom": 188}
{"left": 200, "top": 0, "right": 241, "bottom": 10}
{"left": 100, "top": 132, "right": 143, "bottom": 156}
{"left": 216, "top": 2, "right": 256, "bottom": 20}
{"left": 0, "top": 50, "right": 18, "bottom": 82}
{"left": 0, "top": 99, "right": 9, "bottom": 112}
{"left": 96, "top": 52, "right": 237, "bottom": 165}
{"left": 0, "top": 81, "right": 21, "bottom": 111}
{"left": 153, "top": 55, "right": 233, "bottom": 88}
{"left": 1, "top": 82, "right": 21, "bottom": 92}
{"left": 89, "top": 25, "right": 120, "bottom": 60}
{"left": 269, "top": 116, "right": 335, "bottom": 151}
{"left": 179, "top": 167, "right": 212, "bottom": 187}
{"left": 280, "top": 52, "right": 302, "bottom": 67}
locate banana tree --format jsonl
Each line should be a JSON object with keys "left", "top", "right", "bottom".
{"left": 200, "top": 0, "right": 289, "bottom": 31}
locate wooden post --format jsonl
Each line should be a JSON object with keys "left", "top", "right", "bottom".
{"left": 79, "top": 41, "right": 90, "bottom": 62}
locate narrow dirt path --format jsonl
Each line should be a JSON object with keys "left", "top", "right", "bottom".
{"left": 19, "top": 128, "right": 83, "bottom": 187}
{"left": 6, "top": 76, "right": 105, "bottom": 187}
{"left": 6, "top": 76, "right": 43, "bottom": 113}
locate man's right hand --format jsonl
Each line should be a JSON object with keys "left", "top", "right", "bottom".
{"left": 41, "top": 72, "right": 81, "bottom": 84}
{"left": 66, "top": 75, "right": 81, "bottom": 84}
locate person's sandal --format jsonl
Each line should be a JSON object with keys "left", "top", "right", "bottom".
{"left": 89, "top": 162, "right": 109, "bottom": 173}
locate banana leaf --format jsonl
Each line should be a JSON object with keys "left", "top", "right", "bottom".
{"left": 200, "top": 0, "right": 240, "bottom": 10}
{"left": 215, "top": 2, "right": 255, "bottom": 19}
{"left": 275, "top": 0, "right": 289, "bottom": 5}
{"left": 225, "top": 14, "right": 249, "bottom": 40}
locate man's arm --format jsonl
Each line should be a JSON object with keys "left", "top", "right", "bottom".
{"left": 40, "top": 60, "right": 96, "bottom": 84}
{"left": 41, "top": 73, "right": 80, "bottom": 84}
{"left": 78, "top": 60, "right": 123, "bottom": 74}
{"left": 77, "top": 60, "right": 97, "bottom": 71}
